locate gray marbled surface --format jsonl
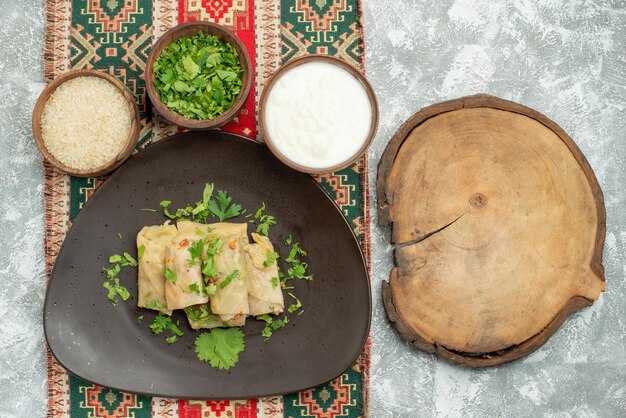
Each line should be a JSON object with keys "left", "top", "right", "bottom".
{"left": 0, "top": 0, "right": 624, "bottom": 417}
{"left": 0, "top": 0, "right": 48, "bottom": 417}
{"left": 363, "top": 1, "right": 626, "bottom": 417}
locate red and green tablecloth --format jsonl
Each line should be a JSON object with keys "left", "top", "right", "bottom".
{"left": 43, "top": 0, "right": 370, "bottom": 416}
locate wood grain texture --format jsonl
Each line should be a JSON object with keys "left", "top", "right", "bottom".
{"left": 377, "top": 94, "right": 606, "bottom": 367}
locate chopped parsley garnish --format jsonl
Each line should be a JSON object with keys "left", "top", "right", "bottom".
{"left": 164, "top": 268, "right": 177, "bottom": 283}
{"left": 146, "top": 298, "right": 167, "bottom": 309}
{"left": 202, "top": 257, "right": 218, "bottom": 279}
{"left": 263, "top": 251, "right": 279, "bottom": 267}
{"left": 287, "top": 292, "right": 302, "bottom": 313}
{"left": 188, "top": 240, "right": 204, "bottom": 266}
{"left": 219, "top": 270, "right": 240, "bottom": 289}
{"left": 102, "top": 278, "right": 130, "bottom": 305}
{"left": 256, "top": 314, "right": 289, "bottom": 340}
{"left": 117, "top": 232, "right": 123, "bottom": 240}
{"left": 288, "top": 263, "right": 313, "bottom": 281}
{"left": 108, "top": 252, "right": 138, "bottom": 267}
{"left": 254, "top": 203, "right": 266, "bottom": 218}
{"left": 140, "top": 208, "right": 157, "bottom": 212}
{"left": 103, "top": 264, "right": 121, "bottom": 280}
{"left": 254, "top": 203, "right": 276, "bottom": 236}
{"left": 138, "top": 316, "right": 143, "bottom": 321}
{"left": 283, "top": 241, "right": 314, "bottom": 281}
{"left": 149, "top": 313, "right": 184, "bottom": 344}
{"left": 201, "top": 236, "right": 223, "bottom": 295}
{"left": 285, "top": 243, "right": 307, "bottom": 262}
{"left": 102, "top": 251, "right": 137, "bottom": 305}
{"left": 189, "top": 283, "right": 200, "bottom": 294}
{"left": 284, "top": 235, "right": 293, "bottom": 245}
{"left": 271, "top": 276, "right": 279, "bottom": 288}
{"left": 137, "top": 244, "right": 145, "bottom": 260}
{"left": 205, "top": 283, "right": 217, "bottom": 296}
{"left": 185, "top": 304, "right": 220, "bottom": 324}
{"left": 152, "top": 32, "right": 244, "bottom": 120}
{"left": 195, "top": 328, "right": 245, "bottom": 370}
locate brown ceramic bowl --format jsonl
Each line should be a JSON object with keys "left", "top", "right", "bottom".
{"left": 32, "top": 70, "right": 141, "bottom": 178}
{"left": 259, "top": 55, "right": 378, "bottom": 174}
{"left": 145, "top": 21, "right": 252, "bottom": 130}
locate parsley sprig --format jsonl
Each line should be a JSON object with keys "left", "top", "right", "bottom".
{"left": 208, "top": 190, "right": 242, "bottom": 222}
{"left": 195, "top": 328, "right": 245, "bottom": 370}
{"left": 159, "top": 184, "right": 241, "bottom": 223}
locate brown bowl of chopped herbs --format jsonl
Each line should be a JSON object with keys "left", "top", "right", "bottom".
{"left": 146, "top": 21, "right": 252, "bottom": 130}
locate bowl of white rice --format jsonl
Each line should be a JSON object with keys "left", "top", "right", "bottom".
{"left": 32, "top": 70, "right": 140, "bottom": 177}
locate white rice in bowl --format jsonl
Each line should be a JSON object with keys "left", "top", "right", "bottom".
{"left": 40, "top": 76, "right": 132, "bottom": 170}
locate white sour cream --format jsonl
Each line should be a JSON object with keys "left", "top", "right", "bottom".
{"left": 264, "top": 61, "right": 373, "bottom": 169}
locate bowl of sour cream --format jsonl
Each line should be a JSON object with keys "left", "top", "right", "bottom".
{"left": 259, "top": 55, "right": 378, "bottom": 174}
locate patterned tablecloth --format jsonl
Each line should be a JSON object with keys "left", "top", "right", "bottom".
{"left": 43, "top": 1, "right": 370, "bottom": 416}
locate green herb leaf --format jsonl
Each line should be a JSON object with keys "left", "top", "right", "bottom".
{"left": 189, "top": 283, "right": 200, "bottom": 294}
{"left": 195, "top": 328, "right": 245, "bottom": 370}
{"left": 205, "top": 283, "right": 217, "bottom": 296}
{"left": 138, "top": 244, "right": 145, "bottom": 260}
{"left": 146, "top": 298, "right": 167, "bottom": 309}
{"left": 149, "top": 313, "right": 184, "bottom": 343}
{"left": 153, "top": 32, "right": 243, "bottom": 120}
{"left": 102, "top": 278, "right": 129, "bottom": 306}
{"left": 287, "top": 292, "right": 302, "bottom": 313}
{"left": 271, "top": 276, "right": 279, "bottom": 288}
{"left": 256, "top": 214, "right": 276, "bottom": 236}
{"left": 188, "top": 240, "right": 204, "bottom": 264}
{"left": 263, "top": 251, "right": 279, "bottom": 267}
{"left": 164, "top": 268, "right": 177, "bottom": 283}
{"left": 208, "top": 190, "right": 242, "bottom": 222}
{"left": 254, "top": 202, "right": 266, "bottom": 219}
{"left": 255, "top": 314, "right": 289, "bottom": 340}
{"left": 219, "top": 270, "right": 240, "bottom": 289}
{"left": 123, "top": 252, "right": 138, "bottom": 267}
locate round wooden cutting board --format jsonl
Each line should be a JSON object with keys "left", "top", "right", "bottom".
{"left": 377, "top": 94, "right": 606, "bottom": 367}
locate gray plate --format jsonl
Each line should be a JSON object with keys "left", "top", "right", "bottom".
{"left": 43, "top": 132, "right": 371, "bottom": 399}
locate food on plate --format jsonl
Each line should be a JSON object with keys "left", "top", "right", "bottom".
{"left": 244, "top": 233, "right": 284, "bottom": 315}
{"left": 264, "top": 60, "right": 373, "bottom": 169}
{"left": 164, "top": 226, "right": 209, "bottom": 310}
{"left": 136, "top": 224, "right": 177, "bottom": 314}
{"left": 152, "top": 32, "right": 243, "bottom": 120}
{"left": 102, "top": 183, "right": 313, "bottom": 370}
{"left": 40, "top": 76, "right": 132, "bottom": 170}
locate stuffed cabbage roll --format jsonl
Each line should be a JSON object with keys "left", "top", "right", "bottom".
{"left": 136, "top": 224, "right": 177, "bottom": 315}
{"left": 244, "top": 233, "right": 285, "bottom": 315}
{"left": 184, "top": 304, "right": 246, "bottom": 329}
{"left": 164, "top": 230, "right": 209, "bottom": 310}
{"left": 208, "top": 223, "right": 250, "bottom": 320}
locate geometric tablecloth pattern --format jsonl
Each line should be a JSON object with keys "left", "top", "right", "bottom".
{"left": 43, "top": 1, "right": 370, "bottom": 416}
